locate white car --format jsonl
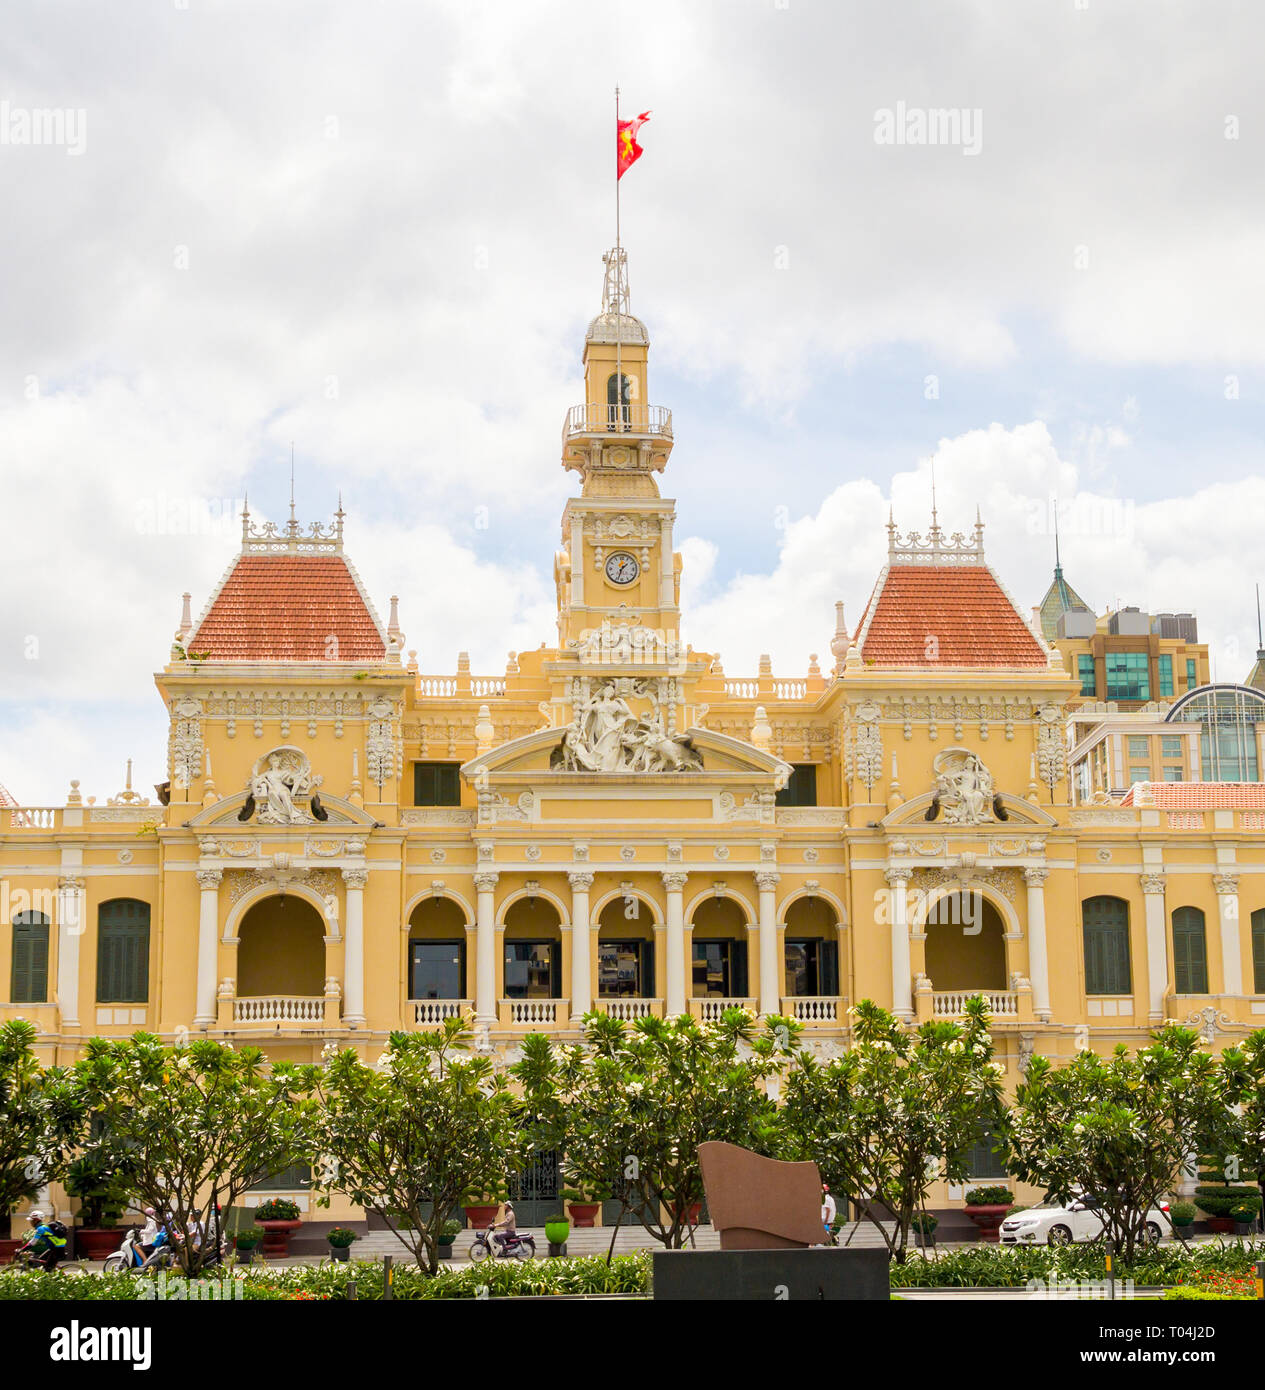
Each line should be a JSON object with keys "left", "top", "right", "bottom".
{"left": 999, "top": 1194, "right": 1170, "bottom": 1246}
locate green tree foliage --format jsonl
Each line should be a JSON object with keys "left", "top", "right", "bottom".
{"left": 1003, "top": 1026, "right": 1233, "bottom": 1263}
{"left": 71, "top": 1034, "right": 314, "bottom": 1275}
{"left": 515, "top": 1009, "right": 797, "bottom": 1252}
{"left": 0, "top": 1019, "right": 79, "bottom": 1225}
{"left": 310, "top": 1017, "right": 527, "bottom": 1273}
{"left": 780, "top": 996, "right": 1005, "bottom": 1264}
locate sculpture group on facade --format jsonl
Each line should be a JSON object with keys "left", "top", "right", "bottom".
{"left": 553, "top": 679, "right": 701, "bottom": 773}
{"left": 239, "top": 748, "right": 325, "bottom": 824}
{"left": 927, "top": 748, "right": 1003, "bottom": 825}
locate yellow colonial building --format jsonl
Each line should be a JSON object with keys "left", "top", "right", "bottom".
{"left": 4, "top": 248, "right": 1265, "bottom": 1218}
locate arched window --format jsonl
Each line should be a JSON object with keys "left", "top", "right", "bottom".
{"left": 1081, "top": 896, "right": 1131, "bottom": 996}
{"left": 97, "top": 899, "right": 151, "bottom": 1003}
{"left": 1253, "top": 908, "right": 1265, "bottom": 996}
{"left": 11, "top": 910, "right": 50, "bottom": 1003}
{"left": 1171, "top": 906, "right": 1208, "bottom": 995}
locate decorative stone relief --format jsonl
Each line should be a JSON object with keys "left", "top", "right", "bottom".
{"left": 170, "top": 697, "right": 203, "bottom": 789}
{"left": 401, "top": 809, "right": 476, "bottom": 826}
{"left": 1035, "top": 703, "right": 1066, "bottom": 793}
{"left": 552, "top": 677, "right": 700, "bottom": 772}
{"left": 366, "top": 697, "right": 397, "bottom": 785}
{"left": 913, "top": 865, "right": 1021, "bottom": 904}
{"left": 929, "top": 749, "right": 999, "bottom": 825}
{"left": 226, "top": 866, "right": 339, "bottom": 905}
{"left": 245, "top": 748, "right": 323, "bottom": 825}
{"left": 853, "top": 721, "right": 883, "bottom": 793}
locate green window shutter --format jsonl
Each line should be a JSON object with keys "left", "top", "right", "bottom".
{"left": 97, "top": 900, "right": 151, "bottom": 1003}
{"left": 1172, "top": 907, "right": 1208, "bottom": 995}
{"left": 414, "top": 761, "right": 461, "bottom": 806}
{"left": 11, "top": 912, "right": 50, "bottom": 1003}
{"left": 640, "top": 940, "right": 655, "bottom": 998}
{"left": 1082, "top": 896, "right": 1131, "bottom": 995}
{"left": 1253, "top": 910, "right": 1265, "bottom": 996}
{"left": 819, "top": 940, "right": 840, "bottom": 996}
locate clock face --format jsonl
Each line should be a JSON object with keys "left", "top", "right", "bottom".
{"left": 605, "top": 551, "right": 640, "bottom": 585}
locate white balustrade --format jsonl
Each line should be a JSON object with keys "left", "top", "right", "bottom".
{"left": 931, "top": 990, "right": 1018, "bottom": 1019}
{"left": 412, "top": 1000, "right": 469, "bottom": 1025}
{"left": 233, "top": 996, "right": 325, "bottom": 1023}
{"left": 416, "top": 676, "right": 456, "bottom": 696}
{"left": 695, "top": 997, "right": 752, "bottom": 1022}
{"left": 562, "top": 402, "right": 673, "bottom": 440}
{"left": 507, "top": 998, "right": 564, "bottom": 1025}
{"left": 724, "top": 680, "right": 759, "bottom": 698}
{"left": 599, "top": 998, "right": 659, "bottom": 1021}
{"left": 5, "top": 807, "right": 58, "bottom": 829}
{"left": 784, "top": 996, "right": 840, "bottom": 1023}
{"left": 773, "top": 679, "right": 807, "bottom": 700}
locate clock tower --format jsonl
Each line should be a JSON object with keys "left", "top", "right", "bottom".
{"left": 555, "top": 248, "right": 680, "bottom": 655}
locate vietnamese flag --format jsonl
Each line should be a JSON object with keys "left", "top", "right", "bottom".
{"left": 617, "top": 110, "right": 651, "bottom": 179}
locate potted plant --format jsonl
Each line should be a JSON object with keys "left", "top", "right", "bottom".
{"left": 1169, "top": 1200, "right": 1197, "bottom": 1242}
{"left": 1231, "top": 1203, "right": 1258, "bottom": 1238}
{"left": 326, "top": 1227, "right": 358, "bottom": 1262}
{"left": 463, "top": 1195, "right": 502, "bottom": 1230}
{"left": 0, "top": 1205, "right": 21, "bottom": 1265}
{"left": 253, "top": 1197, "right": 302, "bottom": 1256}
{"left": 910, "top": 1211, "right": 939, "bottom": 1250}
{"left": 544, "top": 1214, "right": 570, "bottom": 1256}
{"left": 63, "top": 1153, "right": 132, "bottom": 1261}
{"left": 563, "top": 1189, "right": 601, "bottom": 1228}
{"left": 436, "top": 1219, "right": 461, "bottom": 1261}
{"left": 232, "top": 1228, "right": 265, "bottom": 1265}
{"left": 963, "top": 1185, "right": 1013, "bottom": 1242}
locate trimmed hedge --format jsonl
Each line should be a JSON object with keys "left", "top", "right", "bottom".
{"left": 0, "top": 1252, "right": 653, "bottom": 1301}
{"left": 888, "top": 1240, "right": 1265, "bottom": 1289}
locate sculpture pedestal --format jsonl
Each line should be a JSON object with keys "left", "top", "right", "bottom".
{"left": 652, "top": 1247, "right": 890, "bottom": 1301}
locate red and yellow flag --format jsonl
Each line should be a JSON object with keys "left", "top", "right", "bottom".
{"left": 617, "top": 110, "right": 651, "bottom": 180}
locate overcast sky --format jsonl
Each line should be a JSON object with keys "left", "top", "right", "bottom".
{"left": 2, "top": 0, "right": 1264, "bottom": 803}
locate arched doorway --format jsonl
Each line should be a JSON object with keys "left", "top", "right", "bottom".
{"left": 503, "top": 896, "right": 563, "bottom": 1002}
{"left": 237, "top": 895, "right": 326, "bottom": 999}
{"left": 783, "top": 897, "right": 839, "bottom": 999}
{"left": 689, "top": 896, "right": 750, "bottom": 1008}
{"left": 923, "top": 892, "right": 1007, "bottom": 992}
{"left": 407, "top": 897, "right": 468, "bottom": 1010}
{"left": 596, "top": 896, "right": 656, "bottom": 1004}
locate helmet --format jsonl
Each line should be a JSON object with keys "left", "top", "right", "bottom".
{"left": 28, "top": 1210, "right": 45, "bottom": 1223}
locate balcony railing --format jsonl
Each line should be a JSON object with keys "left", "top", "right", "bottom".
{"left": 781, "top": 996, "right": 842, "bottom": 1024}
{"left": 412, "top": 1000, "right": 470, "bottom": 1025}
{"left": 233, "top": 996, "right": 326, "bottom": 1024}
{"left": 504, "top": 998, "right": 567, "bottom": 1026}
{"left": 596, "top": 997, "right": 662, "bottom": 1021}
{"left": 690, "top": 997, "right": 756, "bottom": 1023}
{"left": 931, "top": 990, "right": 1019, "bottom": 1019}
{"left": 562, "top": 402, "right": 672, "bottom": 443}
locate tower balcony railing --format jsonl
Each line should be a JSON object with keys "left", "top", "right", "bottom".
{"left": 562, "top": 402, "right": 673, "bottom": 444}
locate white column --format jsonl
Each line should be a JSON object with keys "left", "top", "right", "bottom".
{"left": 1213, "top": 873, "right": 1242, "bottom": 995}
{"left": 1023, "top": 867, "right": 1051, "bottom": 1023}
{"left": 755, "top": 871, "right": 781, "bottom": 1016}
{"left": 474, "top": 871, "right": 499, "bottom": 1032}
{"left": 570, "top": 513, "right": 585, "bottom": 606}
{"left": 662, "top": 872, "right": 688, "bottom": 1016}
{"left": 568, "top": 871, "right": 594, "bottom": 1020}
{"left": 885, "top": 868, "right": 913, "bottom": 1022}
{"left": 341, "top": 868, "right": 368, "bottom": 1026}
{"left": 1141, "top": 872, "right": 1167, "bottom": 1021}
{"left": 56, "top": 876, "right": 84, "bottom": 1027}
{"left": 659, "top": 513, "right": 675, "bottom": 608}
{"left": 194, "top": 869, "right": 222, "bottom": 1026}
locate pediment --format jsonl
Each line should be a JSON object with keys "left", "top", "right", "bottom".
{"left": 881, "top": 791, "right": 1058, "bottom": 830}
{"left": 463, "top": 726, "right": 789, "bottom": 786}
{"left": 183, "top": 789, "right": 379, "bottom": 829}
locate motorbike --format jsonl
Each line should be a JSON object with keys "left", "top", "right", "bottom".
{"left": 102, "top": 1224, "right": 174, "bottom": 1274}
{"left": 469, "top": 1227, "right": 536, "bottom": 1262}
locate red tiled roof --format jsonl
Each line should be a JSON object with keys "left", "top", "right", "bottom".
{"left": 856, "top": 565, "right": 1047, "bottom": 669}
{"left": 1120, "top": 782, "right": 1265, "bottom": 810}
{"left": 187, "top": 554, "right": 386, "bottom": 662}
{"left": 0, "top": 782, "right": 18, "bottom": 808}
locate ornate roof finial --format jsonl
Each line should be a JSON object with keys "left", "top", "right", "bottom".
{"left": 601, "top": 246, "right": 631, "bottom": 316}
{"left": 929, "top": 457, "right": 940, "bottom": 538}
{"left": 240, "top": 491, "right": 250, "bottom": 545}
{"left": 286, "top": 445, "right": 301, "bottom": 540}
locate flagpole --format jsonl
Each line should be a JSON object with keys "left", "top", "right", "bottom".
{"left": 614, "top": 83, "right": 623, "bottom": 429}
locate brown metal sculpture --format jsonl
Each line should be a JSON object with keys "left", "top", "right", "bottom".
{"left": 698, "top": 1140, "right": 825, "bottom": 1250}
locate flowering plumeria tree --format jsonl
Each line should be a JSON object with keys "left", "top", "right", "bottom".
{"left": 515, "top": 1009, "right": 798, "bottom": 1253}
{"left": 72, "top": 1034, "right": 315, "bottom": 1275}
{"left": 1002, "top": 1026, "right": 1234, "bottom": 1264}
{"left": 0, "top": 1019, "right": 79, "bottom": 1232}
{"left": 311, "top": 1016, "right": 527, "bottom": 1273}
{"left": 781, "top": 996, "right": 1005, "bottom": 1264}
{"left": 1212, "top": 1028, "right": 1265, "bottom": 1233}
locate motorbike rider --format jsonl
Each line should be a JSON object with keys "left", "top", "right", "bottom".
{"left": 17, "top": 1210, "right": 68, "bottom": 1270}
{"left": 138, "top": 1206, "right": 160, "bottom": 1257}
{"left": 489, "top": 1200, "right": 517, "bottom": 1254}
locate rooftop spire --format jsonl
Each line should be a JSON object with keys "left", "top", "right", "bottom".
{"left": 601, "top": 246, "right": 631, "bottom": 316}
